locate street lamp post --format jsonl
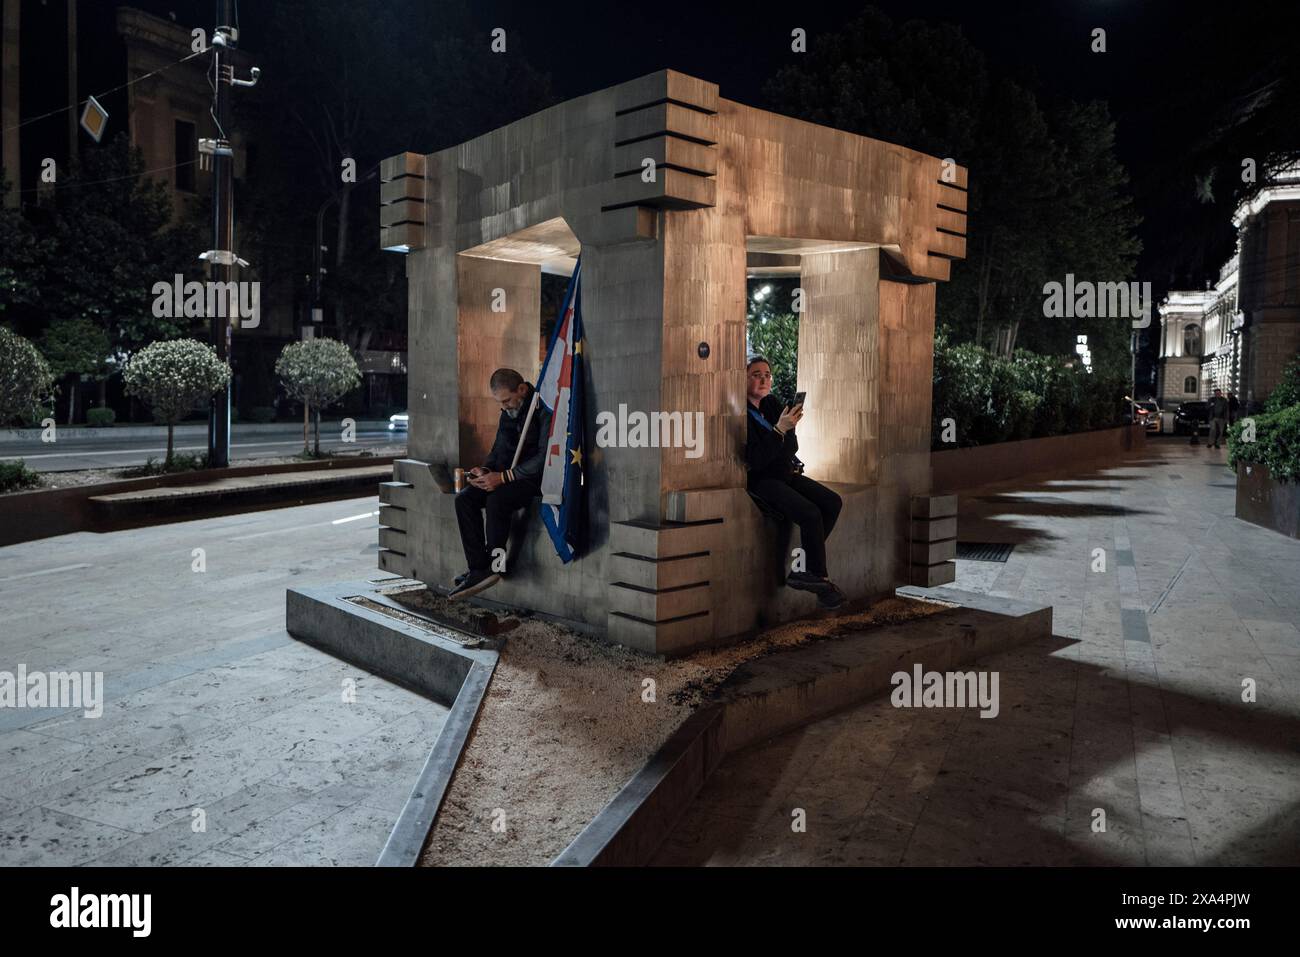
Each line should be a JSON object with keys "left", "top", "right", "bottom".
{"left": 205, "top": 0, "right": 258, "bottom": 468}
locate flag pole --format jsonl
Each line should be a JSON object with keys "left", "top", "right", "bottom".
{"left": 509, "top": 390, "right": 541, "bottom": 471}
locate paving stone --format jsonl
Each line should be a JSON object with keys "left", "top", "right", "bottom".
{"left": 653, "top": 442, "right": 1300, "bottom": 865}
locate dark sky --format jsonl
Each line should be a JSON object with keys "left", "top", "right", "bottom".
{"left": 97, "top": 0, "right": 1299, "bottom": 290}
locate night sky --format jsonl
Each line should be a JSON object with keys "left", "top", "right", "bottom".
{"left": 90, "top": 0, "right": 1300, "bottom": 293}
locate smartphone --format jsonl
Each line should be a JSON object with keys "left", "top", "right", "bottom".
{"left": 792, "top": 391, "right": 807, "bottom": 409}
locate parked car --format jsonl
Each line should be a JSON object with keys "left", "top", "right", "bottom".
{"left": 1173, "top": 401, "right": 1210, "bottom": 435}
{"left": 1136, "top": 399, "right": 1161, "bottom": 433}
{"left": 388, "top": 411, "right": 409, "bottom": 432}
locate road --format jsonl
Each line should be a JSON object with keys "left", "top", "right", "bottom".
{"left": 0, "top": 423, "right": 405, "bottom": 471}
{"left": 0, "top": 494, "right": 446, "bottom": 866}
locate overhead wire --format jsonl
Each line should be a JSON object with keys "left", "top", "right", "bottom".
{"left": 2, "top": 49, "right": 208, "bottom": 135}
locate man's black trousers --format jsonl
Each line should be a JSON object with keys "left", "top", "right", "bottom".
{"left": 454, "top": 480, "right": 541, "bottom": 573}
{"left": 750, "top": 474, "right": 843, "bottom": 578}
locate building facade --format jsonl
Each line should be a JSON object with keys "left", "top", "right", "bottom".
{"left": 1157, "top": 164, "right": 1300, "bottom": 409}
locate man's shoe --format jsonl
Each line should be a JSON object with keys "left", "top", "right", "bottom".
{"left": 817, "top": 583, "right": 846, "bottom": 609}
{"left": 452, "top": 571, "right": 470, "bottom": 588}
{"left": 449, "top": 569, "right": 501, "bottom": 601}
{"left": 787, "top": 571, "right": 835, "bottom": 595}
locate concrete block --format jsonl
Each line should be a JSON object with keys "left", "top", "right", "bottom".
{"left": 609, "top": 582, "right": 711, "bottom": 622}
{"left": 909, "top": 537, "right": 956, "bottom": 564}
{"left": 609, "top": 552, "right": 711, "bottom": 591}
{"left": 910, "top": 494, "right": 958, "bottom": 519}
{"left": 381, "top": 200, "right": 426, "bottom": 228}
{"left": 378, "top": 481, "right": 414, "bottom": 508}
{"left": 607, "top": 610, "right": 711, "bottom": 656}
{"left": 380, "top": 151, "right": 426, "bottom": 182}
{"left": 379, "top": 504, "right": 407, "bottom": 532}
{"left": 910, "top": 560, "right": 956, "bottom": 587}
{"left": 614, "top": 103, "right": 718, "bottom": 146}
{"left": 911, "top": 516, "right": 957, "bottom": 542}
{"left": 610, "top": 520, "right": 719, "bottom": 559}
{"left": 379, "top": 526, "right": 407, "bottom": 555}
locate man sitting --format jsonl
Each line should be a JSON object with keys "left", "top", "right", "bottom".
{"left": 450, "top": 368, "right": 552, "bottom": 600}
{"left": 745, "top": 355, "right": 845, "bottom": 609}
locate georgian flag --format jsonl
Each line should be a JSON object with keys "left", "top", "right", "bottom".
{"left": 536, "top": 259, "right": 586, "bottom": 563}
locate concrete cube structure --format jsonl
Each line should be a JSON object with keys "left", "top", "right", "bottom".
{"left": 376, "top": 70, "right": 967, "bottom": 656}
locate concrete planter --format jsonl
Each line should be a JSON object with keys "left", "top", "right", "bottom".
{"left": 0, "top": 456, "right": 397, "bottom": 546}
{"left": 1235, "top": 462, "right": 1300, "bottom": 539}
{"left": 931, "top": 424, "right": 1146, "bottom": 492}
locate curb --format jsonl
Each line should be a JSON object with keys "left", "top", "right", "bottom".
{"left": 285, "top": 579, "right": 499, "bottom": 867}
{"left": 553, "top": 587, "right": 1053, "bottom": 866}
{"left": 0, "top": 420, "right": 394, "bottom": 443}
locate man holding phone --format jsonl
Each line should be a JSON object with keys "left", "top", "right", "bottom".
{"left": 450, "top": 368, "right": 552, "bottom": 599}
{"left": 745, "top": 355, "right": 845, "bottom": 608}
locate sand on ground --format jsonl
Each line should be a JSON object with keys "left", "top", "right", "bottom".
{"left": 385, "top": 587, "right": 946, "bottom": 866}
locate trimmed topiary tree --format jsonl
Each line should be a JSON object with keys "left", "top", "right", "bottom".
{"left": 275, "top": 338, "right": 362, "bottom": 456}
{"left": 0, "top": 326, "right": 55, "bottom": 427}
{"left": 123, "top": 338, "right": 231, "bottom": 468}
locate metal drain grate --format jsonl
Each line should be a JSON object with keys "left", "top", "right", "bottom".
{"left": 956, "top": 541, "right": 1015, "bottom": 563}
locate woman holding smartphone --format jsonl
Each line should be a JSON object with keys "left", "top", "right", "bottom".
{"left": 745, "top": 355, "right": 845, "bottom": 609}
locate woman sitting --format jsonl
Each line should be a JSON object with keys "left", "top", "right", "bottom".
{"left": 745, "top": 355, "right": 845, "bottom": 609}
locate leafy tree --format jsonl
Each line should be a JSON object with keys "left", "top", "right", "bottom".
{"left": 40, "top": 319, "right": 112, "bottom": 425}
{"left": 35, "top": 135, "right": 204, "bottom": 404}
{"left": 123, "top": 339, "right": 231, "bottom": 467}
{"left": 275, "top": 337, "right": 361, "bottom": 455}
{"left": 1264, "top": 354, "right": 1300, "bottom": 413}
{"left": 0, "top": 176, "right": 47, "bottom": 321}
{"left": 746, "top": 279, "right": 801, "bottom": 403}
{"left": 0, "top": 327, "right": 55, "bottom": 426}
{"left": 245, "top": 0, "right": 555, "bottom": 353}
{"left": 765, "top": 7, "right": 1141, "bottom": 371}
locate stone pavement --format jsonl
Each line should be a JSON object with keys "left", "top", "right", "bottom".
{"left": 653, "top": 439, "right": 1300, "bottom": 865}
{"left": 0, "top": 496, "right": 446, "bottom": 866}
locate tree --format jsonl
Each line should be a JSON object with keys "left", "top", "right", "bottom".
{"left": 275, "top": 338, "right": 361, "bottom": 455}
{"left": 36, "top": 135, "right": 204, "bottom": 406}
{"left": 123, "top": 339, "right": 231, "bottom": 468}
{"left": 40, "top": 319, "right": 112, "bottom": 425}
{"left": 746, "top": 279, "right": 801, "bottom": 403}
{"left": 0, "top": 176, "right": 47, "bottom": 322}
{"left": 0, "top": 327, "right": 55, "bottom": 426}
{"left": 765, "top": 7, "right": 1142, "bottom": 367}
{"left": 242, "top": 0, "right": 554, "bottom": 353}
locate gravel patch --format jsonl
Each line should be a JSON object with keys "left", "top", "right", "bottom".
{"left": 388, "top": 587, "right": 949, "bottom": 866}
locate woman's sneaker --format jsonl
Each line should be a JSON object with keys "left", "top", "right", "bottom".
{"left": 786, "top": 571, "right": 835, "bottom": 595}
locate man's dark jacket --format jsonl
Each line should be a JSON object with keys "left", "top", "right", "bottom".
{"left": 1209, "top": 395, "right": 1230, "bottom": 419}
{"left": 484, "top": 383, "right": 552, "bottom": 485}
{"left": 746, "top": 394, "right": 799, "bottom": 485}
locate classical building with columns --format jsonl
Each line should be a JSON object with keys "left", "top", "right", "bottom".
{"left": 1157, "top": 163, "right": 1300, "bottom": 409}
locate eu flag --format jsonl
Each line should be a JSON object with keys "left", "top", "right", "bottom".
{"left": 536, "top": 259, "right": 586, "bottom": 562}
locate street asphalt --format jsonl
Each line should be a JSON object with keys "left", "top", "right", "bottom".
{"left": 0, "top": 423, "right": 405, "bottom": 471}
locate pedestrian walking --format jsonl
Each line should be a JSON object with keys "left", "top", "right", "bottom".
{"left": 1208, "top": 388, "right": 1229, "bottom": 449}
